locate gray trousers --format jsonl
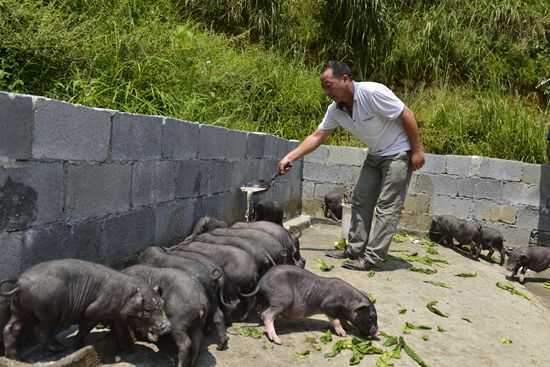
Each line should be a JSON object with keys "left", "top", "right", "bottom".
{"left": 348, "top": 151, "right": 412, "bottom": 264}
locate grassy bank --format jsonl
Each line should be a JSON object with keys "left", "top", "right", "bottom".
{"left": 0, "top": 0, "right": 548, "bottom": 163}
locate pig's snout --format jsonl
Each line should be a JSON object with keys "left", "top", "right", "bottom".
{"left": 370, "top": 325, "right": 379, "bottom": 337}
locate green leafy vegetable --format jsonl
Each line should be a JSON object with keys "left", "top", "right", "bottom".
{"left": 399, "top": 308, "right": 407, "bottom": 315}
{"left": 423, "top": 280, "right": 452, "bottom": 289}
{"left": 436, "top": 326, "right": 446, "bottom": 332}
{"left": 426, "top": 300, "right": 449, "bottom": 318}
{"left": 403, "top": 322, "right": 432, "bottom": 334}
{"left": 461, "top": 317, "right": 472, "bottom": 323}
{"left": 455, "top": 272, "right": 478, "bottom": 278}
{"left": 368, "top": 270, "right": 376, "bottom": 278}
{"left": 239, "top": 326, "right": 263, "bottom": 338}
{"left": 500, "top": 337, "right": 513, "bottom": 344}
{"left": 334, "top": 239, "right": 347, "bottom": 250}
{"left": 320, "top": 329, "right": 333, "bottom": 344}
{"left": 295, "top": 350, "right": 310, "bottom": 359}
{"left": 316, "top": 259, "right": 335, "bottom": 272}
{"left": 399, "top": 337, "right": 430, "bottom": 367}
{"left": 393, "top": 233, "right": 411, "bottom": 242}
{"left": 496, "top": 282, "right": 531, "bottom": 300}
{"left": 543, "top": 281, "right": 550, "bottom": 289}
{"left": 410, "top": 267, "right": 437, "bottom": 275}
{"left": 421, "top": 335, "right": 429, "bottom": 341}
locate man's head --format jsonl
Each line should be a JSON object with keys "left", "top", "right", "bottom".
{"left": 320, "top": 60, "right": 354, "bottom": 105}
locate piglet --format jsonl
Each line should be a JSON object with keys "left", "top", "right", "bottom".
{"left": 505, "top": 246, "right": 550, "bottom": 284}
{"left": 243, "top": 265, "right": 377, "bottom": 344}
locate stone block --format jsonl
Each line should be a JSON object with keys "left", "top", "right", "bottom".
{"left": 226, "top": 129, "right": 248, "bottom": 161}
{"left": 303, "top": 162, "right": 360, "bottom": 184}
{"left": 301, "top": 198, "right": 324, "bottom": 218}
{"left": 313, "top": 183, "right": 348, "bottom": 200}
{"left": 263, "top": 134, "right": 279, "bottom": 159}
{"left": 398, "top": 213, "right": 432, "bottom": 233}
{"left": 431, "top": 195, "right": 473, "bottom": 219}
{"left": 0, "top": 162, "right": 64, "bottom": 231}
{"left": 327, "top": 146, "right": 367, "bottom": 166}
{"left": 403, "top": 193, "right": 431, "bottom": 215}
{"left": 195, "top": 194, "right": 226, "bottom": 223}
{"left": 479, "top": 157, "right": 523, "bottom": 182}
{"left": 0, "top": 231, "right": 24, "bottom": 279}
{"left": 247, "top": 132, "right": 266, "bottom": 158}
{"left": 68, "top": 219, "right": 102, "bottom": 263}
{"left": 228, "top": 160, "right": 248, "bottom": 188}
{"left": 33, "top": 98, "right": 111, "bottom": 161}
{"left": 418, "top": 153, "right": 446, "bottom": 174}
{"left": 502, "top": 181, "right": 541, "bottom": 206}
{"left": 154, "top": 199, "right": 195, "bottom": 246}
{"left": 515, "top": 206, "right": 539, "bottom": 229}
{"left": 20, "top": 223, "right": 72, "bottom": 271}
{"left": 415, "top": 174, "right": 459, "bottom": 196}
{"left": 132, "top": 161, "right": 176, "bottom": 207}
{"left": 457, "top": 178, "right": 503, "bottom": 201}
{"left": 100, "top": 208, "right": 155, "bottom": 263}
{"left": 66, "top": 163, "right": 131, "bottom": 219}
{"left": 0, "top": 92, "right": 33, "bottom": 159}
{"left": 488, "top": 224, "right": 529, "bottom": 247}
{"left": 201, "top": 160, "right": 230, "bottom": 195}
{"left": 446, "top": 155, "right": 473, "bottom": 176}
{"left": 302, "top": 181, "right": 315, "bottom": 199}
{"left": 162, "top": 118, "right": 199, "bottom": 160}
{"left": 222, "top": 190, "right": 246, "bottom": 224}
{"left": 276, "top": 137, "right": 290, "bottom": 160}
{"left": 303, "top": 145, "right": 330, "bottom": 163}
{"left": 175, "top": 160, "right": 201, "bottom": 198}
{"left": 111, "top": 112, "right": 162, "bottom": 160}
{"left": 472, "top": 201, "right": 517, "bottom": 224}
{"left": 198, "top": 124, "right": 228, "bottom": 159}
{"left": 521, "top": 163, "right": 541, "bottom": 185}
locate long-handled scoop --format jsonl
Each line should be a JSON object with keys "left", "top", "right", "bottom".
{"left": 240, "top": 171, "right": 282, "bottom": 221}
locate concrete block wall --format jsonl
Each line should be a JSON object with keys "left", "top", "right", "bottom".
{"left": 302, "top": 146, "right": 550, "bottom": 247}
{"left": 0, "top": 92, "right": 302, "bottom": 279}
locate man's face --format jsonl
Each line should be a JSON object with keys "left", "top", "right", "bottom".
{"left": 320, "top": 68, "right": 349, "bottom": 103}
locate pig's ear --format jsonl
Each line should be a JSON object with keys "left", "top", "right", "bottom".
{"left": 353, "top": 304, "right": 371, "bottom": 313}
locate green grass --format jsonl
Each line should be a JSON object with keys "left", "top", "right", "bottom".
{"left": 0, "top": 0, "right": 548, "bottom": 162}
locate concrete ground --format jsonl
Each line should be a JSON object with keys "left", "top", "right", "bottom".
{"left": 3, "top": 221, "right": 550, "bottom": 367}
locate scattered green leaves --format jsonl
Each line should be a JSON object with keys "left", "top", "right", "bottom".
{"left": 455, "top": 272, "right": 478, "bottom": 278}
{"left": 436, "top": 326, "right": 447, "bottom": 332}
{"left": 399, "top": 337, "right": 430, "bottom": 367}
{"left": 295, "top": 350, "right": 310, "bottom": 359}
{"left": 368, "top": 292, "right": 377, "bottom": 304}
{"left": 320, "top": 329, "right": 333, "bottom": 344}
{"left": 496, "top": 282, "right": 531, "bottom": 301}
{"left": 403, "top": 321, "right": 432, "bottom": 334}
{"left": 421, "top": 335, "right": 429, "bottom": 341}
{"left": 399, "top": 254, "right": 449, "bottom": 267}
{"left": 423, "top": 280, "right": 452, "bottom": 289}
{"left": 368, "top": 270, "right": 376, "bottom": 278}
{"left": 461, "top": 317, "right": 472, "bottom": 323}
{"left": 317, "top": 259, "right": 335, "bottom": 272}
{"left": 399, "top": 308, "right": 408, "bottom": 315}
{"left": 500, "top": 337, "right": 513, "bottom": 345}
{"left": 410, "top": 266, "right": 437, "bottom": 274}
{"left": 543, "top": 281, "right": 550, "bottom": 289}
{"left": 239, "top": 326, "right": 263, "bottom": 338}
{"left": 334, "top": 238, "right": 348, "bottom": 250}
{"left": 325, "top": 336, "right": 383, "bottom": 365}
{"left": 393, "top": 233, "right": 411, "bottom": 242}
{"left": 426, "top": 300, "right": 449, "bottom": 318}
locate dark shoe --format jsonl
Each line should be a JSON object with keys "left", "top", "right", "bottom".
{"left": 342, "top": 257, "right": 375, "bottom": 271}
{"left": 326, "top": 246, "right": 357, "bottom": 259}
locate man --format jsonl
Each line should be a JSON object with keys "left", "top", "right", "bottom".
{"left": 277, "top": 60, "right": 425, "bottom": 271}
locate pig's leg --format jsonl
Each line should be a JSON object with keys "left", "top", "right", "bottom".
{"left": 212, "top": 307, "right": 228, "bottom": 350}
{"left": 486, "top": 249, "right": 495, "bottom": 263}
{"left": 499, "top": 248, "right": 506, "bottom": 266}
{"left": 3, "top": 315, "right": 24, "bottom": 359}
{"left": 471, "top": 243, "right": 480, "bottom": 260}
{"left": 519, "top": 267, "right": 527, "bottom": 284}
{"left": 261, "top": 307, "right": 282, "bottom": 345}
{"left": 190, "top": 327, "right": 204, "bottom": 367}
{"left": 329, "top": 318, "right": 347, "bottom": 337}
{"left": 172, "top": 330, "right": 192, "bottom": 367}
{"left": 112, "top": 320, "right": 133, "bottom": 350}
{"left": 35, "top": 321, "right": 64, "bottom": 352}
{"left": 74, "top": 319, "right": 98, "bottom": 347}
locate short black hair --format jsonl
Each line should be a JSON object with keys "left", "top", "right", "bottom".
{"left": 322, "top": 60, "right": 353, "bottom": 79}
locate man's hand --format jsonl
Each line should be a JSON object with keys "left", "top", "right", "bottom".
{"left": 277, "top": 157, "right": 293, "bottom": 174}
{"left": 409, "top": 149, "right": 425, "bottom": 171}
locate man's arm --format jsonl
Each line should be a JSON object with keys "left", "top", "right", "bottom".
{"left": 277, "top": 129, "right": 332, "bottom": 174}
{"left": 400, "top": 106, "right": 425, "bottom": 171}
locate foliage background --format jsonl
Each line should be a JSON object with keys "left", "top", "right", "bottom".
{"left": 0, "top": 0, "right": 548, "bottom": 162}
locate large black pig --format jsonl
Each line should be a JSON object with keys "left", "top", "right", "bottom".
{"left": 0, "top": 259, "right": 170, "bottom": 360}
{"left": 122, "top": 265, "right": 210, "bottom": 367}
{"left": 137, "top": 247, "right": 229, "bottom": 350}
